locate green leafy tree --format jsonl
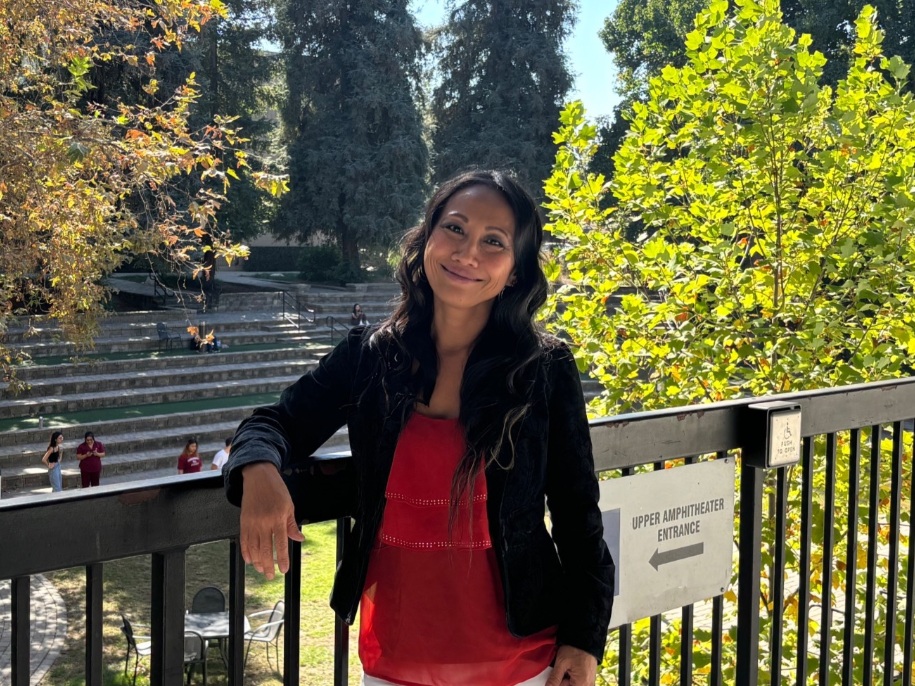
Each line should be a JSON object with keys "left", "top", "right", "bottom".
{"left": 546, "top": 0, "right": 915, "bottom": 681}
{"left": 273, "top": 0, "right": 428, "bottom": 277}
{"left": 431, "top": 0, "right": 575, "bottom": 195}
{"left": 599, "top": 0, "right": 706, "bottom": 104}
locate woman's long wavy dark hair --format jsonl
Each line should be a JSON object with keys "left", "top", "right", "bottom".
{"left": 372, "top": 169, "right": 549, "bottom": 527}
{"left": 47, "top": 431, "right": 63, "bottom": 450}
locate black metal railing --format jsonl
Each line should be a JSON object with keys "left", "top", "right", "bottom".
{"left": 2, "top": 377, "right": 915, "bottom": 685}
{"left": 326, "top": 315, "right": 347, "bottom": 344}
{"left": 280, "top": 290, "right": 315, "bottom": 329}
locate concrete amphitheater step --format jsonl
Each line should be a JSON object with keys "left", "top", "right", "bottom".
{"left": 0, "top": 404, "right": 267, "bottom": 452}
{"left": 5, "top": 328, "right": 316, "bottom": 358}
{"left": 2, "top": 356, "right": 321, "bottom": 400}
{"left": 1, "top": 431, "right": 351, "bottom": 495}
{"left": 0, "top": 372, "right": 306, "bottom": 420}
{"left": 9, "top": 343, "right": 332, "bottom": 381}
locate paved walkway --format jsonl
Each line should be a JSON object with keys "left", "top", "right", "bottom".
{"left": 0, "top": 576, "right": 68, "bottom": 685}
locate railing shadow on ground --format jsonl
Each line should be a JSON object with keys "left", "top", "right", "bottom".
{"left": 3, "top": 376, "right": 915, "bottom": 685}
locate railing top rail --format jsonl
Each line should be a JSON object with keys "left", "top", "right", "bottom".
{"left": 590, "top": 375, "right": 915, "bottom": 470}
{"left": 2, "top": 377, "right": 913, "bottom": 578}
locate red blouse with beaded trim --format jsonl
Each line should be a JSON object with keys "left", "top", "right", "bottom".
{"left": 358, "top": 412, "right": 557, "bottom": 686}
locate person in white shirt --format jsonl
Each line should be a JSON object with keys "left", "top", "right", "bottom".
{"left": 211, "top": 438, "right": 232, "bottom": 471}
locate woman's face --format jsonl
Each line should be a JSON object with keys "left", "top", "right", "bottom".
{"left": 56, "top": 435, "right": 64, "bottom": 446}
{"left": 188, "top": 442, "right": 198, "bottom": 454}
{"left": 422, "top": 184, "right": 516, "bottom": 314}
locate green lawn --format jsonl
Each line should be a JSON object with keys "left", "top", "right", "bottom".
{"left": 44, "top": 521, "right": 362, "bottom": 685}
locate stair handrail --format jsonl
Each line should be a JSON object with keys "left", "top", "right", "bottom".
{"left": 281, "top": 290, "right": 316, "bottom": 329}
{"left": 326, "top": 315, "right": 348, "bottom": 345}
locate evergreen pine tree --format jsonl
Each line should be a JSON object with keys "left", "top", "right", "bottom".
{"left": 431, "top": 0, "right": 575, "bottom": 196}
{"left": 274, "top": 0, "right": 428, "bottom": 277}
{"left": 198, "top": 0, "right": 280, "bottom": 244}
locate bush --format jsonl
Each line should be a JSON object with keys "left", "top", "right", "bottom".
{"left": 297, "top": 245, "right": 342, "bottom": 283}
{"left": 242, "top": 246, "right": 306, "bottom": 272}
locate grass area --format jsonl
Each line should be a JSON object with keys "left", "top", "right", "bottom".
{"left": 0, "top": 392, "right": 282, "bottom": 432}
{"left": 44, "top": 521, "right": 362, "bottom": 685}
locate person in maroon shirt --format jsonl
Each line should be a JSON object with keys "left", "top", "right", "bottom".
{"left": 177, "top": 437, "right": 203, "bottom": 474}
{"left": 76, "top": 431, "right": 105, "bottom": 487}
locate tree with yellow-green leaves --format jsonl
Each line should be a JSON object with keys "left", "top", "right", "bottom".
{"left": 547, "top": 0, "right": 915, "bottom": 418}
{"left": 0, "top": 0, "right": 287, "bottom": 372}
{"left": 545, "top": 0, "right": 915, "bottom": 681}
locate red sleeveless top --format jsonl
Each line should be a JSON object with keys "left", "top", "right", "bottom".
{"left": 358, "top": 413, "right": 557, "bottom": 686}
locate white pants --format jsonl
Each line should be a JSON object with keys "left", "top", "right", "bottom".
{"left": 362, "top": 666, "right": 552, "bottom": 686}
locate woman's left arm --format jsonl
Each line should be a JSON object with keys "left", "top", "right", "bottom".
{"left": 544, "top": 343, "right": 615, "bottom": 668}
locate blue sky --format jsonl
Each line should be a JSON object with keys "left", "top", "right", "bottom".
{"left": 410, "top": 0, "right": 621, "bottom": 120}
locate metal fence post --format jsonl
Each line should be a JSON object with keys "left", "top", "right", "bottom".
{"left": 736, "top": 462, "right": 764, "bottom": 686}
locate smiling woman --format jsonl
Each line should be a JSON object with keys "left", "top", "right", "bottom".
{"left": 225, "top": 169, "right": 614, "bottom": 686}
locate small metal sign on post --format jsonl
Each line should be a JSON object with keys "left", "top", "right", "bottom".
{"left": 597, "top": 458, "right": 735, "bottom": 628}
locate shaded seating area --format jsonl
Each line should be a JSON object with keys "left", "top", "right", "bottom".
{"left": 121, "top": 615, "right": 209, "bottom": 685}
{"left": 244, "top": 600, "right": 285, "bottom": 674}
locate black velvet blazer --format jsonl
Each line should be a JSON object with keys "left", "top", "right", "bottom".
{"left": 224, "top": 325, "right": 614, "bottom": 661}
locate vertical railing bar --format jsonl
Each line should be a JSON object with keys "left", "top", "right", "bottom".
{"left": 228, "top": 539, "right": 246, "bottom": 686}
{"left": 334, "top": 517, "right": 350, "bottom": 686}
{"left": 617, "top": 624, "right": 633, "bottom": 686}
{"left": 736, "top": 461, "right": 764, "bottom": 685}
{"left": 85, "top": 564, "right": 104, "bottom": 686}
{"left": 842, "top": 429, "right": 861, "bottom": 686}
{"left": 711, "top": 450, "right": 728, "bottom": 686}
{"left": 796, "top": 436, "right": 815, "bottom": 685}
{"left": 619, "top": 465, "right": 634, "bottom": 686}
{"left": 649, "top": 614, "right": 662, "bottom": 686}
{"left": 150, "top": 549, "right": 187, "bottom": 685}
{"left": 712, "top": 594, "right": 724, "bottom": 686}
{"left": 884, "top": 421, "right": 903, "bottom": 686}
{"left": 770, "top": 467, "right": 788, "bottom": 686}
{"left": 648, "top": 461, "right": 664, "bottom": 686}
{"left": 284, "top": 538, "right": 303, "bottom": 685}
{"left": 903, "top": 419, "right": 915, "bottom": 686}
{"left": 10, "top": 576, "right": 30, "bottom": 686}
{"left": 679, "top": 454, "right": 697, "bottom": 686}
{"left": 864, "top": 425, "right": 881, "bottom": 686}
{"left": 680, "top": 604, "right": 694, "bottom": 686}
{"left": 819, "top": 432, "right": 838, "bottom": 686}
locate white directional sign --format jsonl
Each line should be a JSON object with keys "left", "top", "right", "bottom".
{"left": 598, "top": 458, "right": 735, "bottom": 628}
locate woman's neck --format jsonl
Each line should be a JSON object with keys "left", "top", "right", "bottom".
{"left": 430, "top": 301, "right": 491, "bottom": 356}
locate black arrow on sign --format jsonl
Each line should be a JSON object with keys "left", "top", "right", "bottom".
{"left": 649, "top": 542, "right": 704, "bottom": 571}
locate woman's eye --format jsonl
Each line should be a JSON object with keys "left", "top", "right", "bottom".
{"left": 442, "top": 223, "right": 463, "bottom": 234}
{"left": 484, "top": 237, "right": 505, "bottom": 249}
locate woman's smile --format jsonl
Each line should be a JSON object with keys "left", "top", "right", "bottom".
{"left": 441, "top": 264, "right": 482, "bottom": 283}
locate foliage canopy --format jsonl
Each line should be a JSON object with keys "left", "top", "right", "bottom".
{"left": 431, "top": 0, "right": 576, "bottom": 196}
{"left": 0, "top": 0, "right": 286, "bottom": 357}
{"left": 547, "top": 0, "right": 915, "bottom": 418}
{"left": 273, "top": 0, "right": 428, "bottom": 277}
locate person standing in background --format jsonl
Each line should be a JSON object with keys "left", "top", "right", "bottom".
{"left": 211, "top": 437, "right": 232, "bottom": 471}
{"left": 178, "top": 437, "right": 203, "bottom": 474}
{"left": 76, "top": 431, "right": 105, "bottom": 487}
{"left": 41, "top": 430, "right": 64, "bottom": 492}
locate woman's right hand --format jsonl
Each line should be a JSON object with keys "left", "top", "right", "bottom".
{"left": 239, "top": 462, "right": 305, "bottom": 579}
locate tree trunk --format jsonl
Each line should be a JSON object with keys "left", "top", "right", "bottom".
{"left": 338, "top": 192, "right": 360, "bottom": 277}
